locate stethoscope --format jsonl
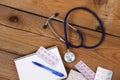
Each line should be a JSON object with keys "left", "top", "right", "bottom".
{"left": 43, "top": 7, "right": 105, "bottom": 63}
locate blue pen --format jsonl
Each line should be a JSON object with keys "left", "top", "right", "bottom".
{"left": 32, "top": 61, "right": 64, "bottom": 77}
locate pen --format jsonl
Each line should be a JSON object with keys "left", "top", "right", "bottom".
{"left": 32, "top": 61, "right": 64, "bottom": 77}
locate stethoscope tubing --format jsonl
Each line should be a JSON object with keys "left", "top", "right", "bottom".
{"left": 64, "top": 7, "right": 105, "bottom": 49}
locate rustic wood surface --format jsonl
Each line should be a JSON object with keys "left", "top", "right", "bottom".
{"left": 0, "top": 0, "right": 120, "bottom": 80}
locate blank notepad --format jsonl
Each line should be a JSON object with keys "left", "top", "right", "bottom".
{"left": 14, "top": 46, "right": 67, "bottom": 80}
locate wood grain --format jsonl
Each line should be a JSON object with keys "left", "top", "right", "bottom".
{"left": 0, "top": 50, "right": 19, "bottom": 80}
{"left": 0, "top": 22, "right": 119, "bottom": 54}
{"left": 1, "top": 4, "right": 118, "bottom": 47}
{"left": 0, "top": 0, "right": 120, "bottom": 37}
{"left": 0, "top": 0, "right": 120, "bottom": 80}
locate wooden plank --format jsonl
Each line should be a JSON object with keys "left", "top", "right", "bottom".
{"left": 97, "top": 0, "right": 120, "bottom": 37}
{"left": 0, "top": 24, "right": 120, "bottom": 54}
{"left": 0, "top": 24, "right": 65, "bottom": 55}
{"left": 0, "top": 35, "right": 37, "bottom": 55}
{"left": 0, "top": 1, "right": 120, "bottom": 37}
{"left": 0, "top": 0, "right": 95, "bottom": 17}
{"left": 0, "top": 50, "right": 19, "bottom": 80}
{"left": 0, "top": 5, "right": 56, "bottom": 39}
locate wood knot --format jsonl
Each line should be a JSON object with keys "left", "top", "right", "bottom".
{"left": 94, "top": 0, "right": 108, "bottom": 5}
{"left": 9, "top": 15, "right": 19, "bottom": 23}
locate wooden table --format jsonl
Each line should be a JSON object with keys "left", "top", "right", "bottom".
{"left": 0, "top": 0, "right": 120, "bottom": 80}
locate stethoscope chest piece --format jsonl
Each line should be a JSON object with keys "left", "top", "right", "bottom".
{"left": 64, "top": 51, "right": 75, "bottom": 63}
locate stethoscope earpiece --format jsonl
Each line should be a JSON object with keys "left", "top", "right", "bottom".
{"left": 54, "top": 13, "right": 59, "bottom": 17}
{"left": 43, "top": 24, "right": 48, "bottom": 29}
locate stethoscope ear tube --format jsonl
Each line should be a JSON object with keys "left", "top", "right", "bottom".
{"left": 64, "top": 7, "right": 105, "bottom": 49}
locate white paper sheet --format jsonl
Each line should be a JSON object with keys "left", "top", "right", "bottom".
{"left": 14, "top": 46, "right": 67, "bottom": 80}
